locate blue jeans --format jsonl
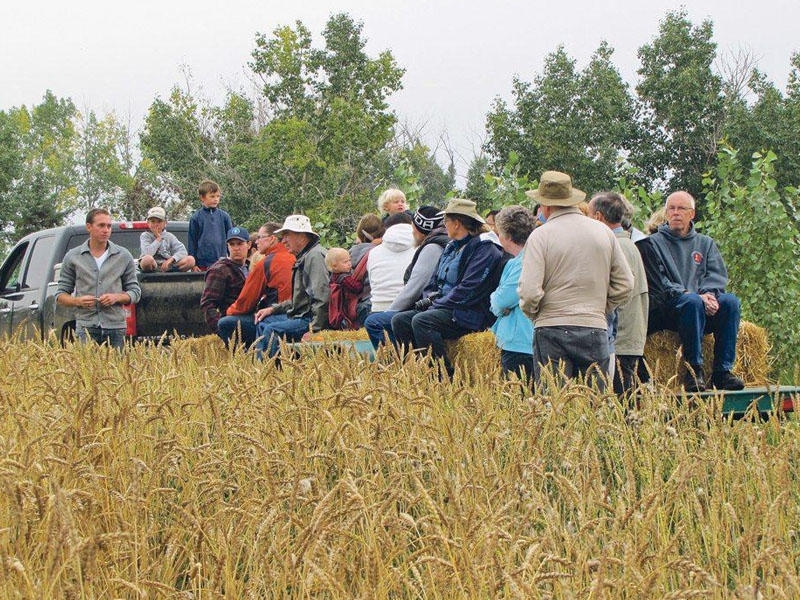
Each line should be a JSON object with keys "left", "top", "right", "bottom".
{"left": 364, "top": 310, "right": 397, "bottom": 349}
{"left": 649, "top": 292, "right": 740, "bottom": 372}
{"left": 255, "top": 314, "right": 312, "bottom": 359}
{"left": 217, "top": 314, "right": 258, "bottom": 348}
{"left": 77, "top": 325, "right": 126, "bottom": 349}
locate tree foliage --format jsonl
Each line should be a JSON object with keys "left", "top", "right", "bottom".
{"left": 635, "top": 10, "right": 724, "bottom": 196}
{"left": 702, "top": 147, "right": 800, "bottom": 378}
{"left": 0, "top": 91, "right": 76, "bottom": 243}
{"left": 485, "top": 43, "right": 636, "bottom": 195}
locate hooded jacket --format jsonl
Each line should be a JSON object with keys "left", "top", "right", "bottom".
{"left": 366, "top": 223, "right": 416, "bottom": 311}
{"left": 272, "top": 239, "right": 330, "bottom": 332}
{"left": 639, "top": 223, "right": 728, "bottom": 312}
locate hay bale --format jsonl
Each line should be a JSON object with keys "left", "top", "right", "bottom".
{"left": 307, "top": 328, "right": 370, "bottom": 342}
{"left": 445, "top": 331, "right": 501, "bottom": 374}
{"left": 643, "top": 320, "right": 770, "bottom": 388}
{"left": 171, "top": 334, "right": 228, "bottom": 363}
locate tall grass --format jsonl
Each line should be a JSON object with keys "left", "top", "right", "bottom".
{"left": 0, "top": 337, "right": 798, "bottom": 598}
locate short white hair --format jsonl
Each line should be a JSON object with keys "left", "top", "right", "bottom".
{"left": 665, "top": 191, "right": 695, "bottom": 209}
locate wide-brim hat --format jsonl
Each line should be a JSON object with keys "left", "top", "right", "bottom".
{"left": 525, "top": 171, "right": 586, "bottom": 207}
{"left": 146, "top": 206, "right": 166, "bottom": 221}
{"left": 274, "top": 214, "right": 319, "bottom": 240}
{"left": 437, "top": 198, "right": 485, "bottom": 224}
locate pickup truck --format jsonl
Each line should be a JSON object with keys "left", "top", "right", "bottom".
{"left": 0, "top": 221, "right": 208, "bottom": 343}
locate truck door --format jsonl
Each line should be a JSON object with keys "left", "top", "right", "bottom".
{"left": 0, "top": 242, "right": 30, "bottom": 338}
{"left": 12, "top": 234, "right": 57, "bottom": 340}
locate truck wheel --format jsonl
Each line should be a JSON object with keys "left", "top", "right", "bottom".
{"left": 61, "top": 323, "right": 76, "bottom": 345}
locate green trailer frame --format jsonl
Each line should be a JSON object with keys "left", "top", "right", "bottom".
{"left": 694, "top": 385, "right": 798, "bottom": 418}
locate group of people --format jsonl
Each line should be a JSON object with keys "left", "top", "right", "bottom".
{"left": 55, "top": 173, "right": 745, "bottom": 394}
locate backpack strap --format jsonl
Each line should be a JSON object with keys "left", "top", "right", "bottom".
{"left": 352, "top": 248, "right": 371, "bottom": 281}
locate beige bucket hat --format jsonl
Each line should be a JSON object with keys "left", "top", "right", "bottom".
{"left": 437, "top": 198, "right": 486, "bottom": 224}
{"left": 525, "top": 171, "right": 586, "bottom": 207}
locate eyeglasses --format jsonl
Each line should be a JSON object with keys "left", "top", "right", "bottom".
{"left": 666, "top": 205, "right": 693, "bottom": 213}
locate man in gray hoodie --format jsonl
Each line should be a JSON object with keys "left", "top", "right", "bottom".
{"left": 641, "top": 191, "right": 744, "bottom": 392}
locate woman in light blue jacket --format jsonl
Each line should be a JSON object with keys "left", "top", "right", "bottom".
{"left": 490, "top": 205, "right": 538, "bottom": 380}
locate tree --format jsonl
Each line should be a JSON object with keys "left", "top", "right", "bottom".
{"left": 73, "top": 109, "right": 137, "bottom": 217}
{"left": 702, "top": 147, "right": 800, "bottom": 378}
{"left": 635, "top": 10, "right": 724, "bottom": 196}
{"left": 484, "top": 43, "right": 636, "bottom": 195}
{"left": 0, "top": 91, "right": 77, "bottom": 243}
{"left": 248, "top": 13, "right": 405, "bottom": 219}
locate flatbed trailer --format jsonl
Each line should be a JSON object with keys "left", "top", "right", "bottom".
{"left": 695, "top": 385, "right": 798, "bottom": 418}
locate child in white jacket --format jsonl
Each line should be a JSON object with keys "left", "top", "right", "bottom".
{"left": 366, "top": 215, "right": 416, "bottom": 312}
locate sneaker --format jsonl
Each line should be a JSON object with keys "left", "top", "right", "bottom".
{"left": 684, "top": 364, "right": 706, "bottom": 393}
{"left": 712, "top": 371, "right": 745, "bottom": 391}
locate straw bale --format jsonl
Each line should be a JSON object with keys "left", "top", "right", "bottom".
{"left": 307, "top": 328, "right": 370, "bottom": 342}
{"left": 445, "top": 331, "right": 501, "bottom": 374}
{"left": 171, "top": 334, "right": 228, "bottom": 363}
{"left": 643, "top": 320, "right": 770, "bottom": 388}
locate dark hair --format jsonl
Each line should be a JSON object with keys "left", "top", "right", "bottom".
{"left": 86, "top": 208, "right": 111, "bottom": 224}
{"left": 198, "top": 179, "right": 220, "bottom": 197}
{"left": 383, "top": 212, "right": 413, "bottom": 228}
{"left": 495, "top": 205, "right": 536, "bottom": 246}
{"left": 485, "top": 209, "right": 500, "bottom": 219}
{"left": 447, "top": 213, "right": 484, "bottom": 235}
{"left": 355, "top": 213, "right": 385, "bottom": 242}
{"left": 262, "top": 221, "right": 282, "bottom": 236}
{"left": 590, "top": 192, "right": 626, "bottom": 224}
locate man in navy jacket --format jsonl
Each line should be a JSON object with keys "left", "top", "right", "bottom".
{"left": 639, "top": 191, "right": 744, "bottom": 392}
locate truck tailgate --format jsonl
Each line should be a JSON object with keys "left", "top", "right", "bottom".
{"left": 135, "top": 272, "right": 208, "bottom": 339}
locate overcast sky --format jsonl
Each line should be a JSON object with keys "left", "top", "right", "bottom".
{"left": 2, "top": 0, "right": 798, "bottom": 185}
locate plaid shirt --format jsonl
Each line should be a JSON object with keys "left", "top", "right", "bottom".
{"left": 200, "top": 258, "right": 248, "bottom": 332}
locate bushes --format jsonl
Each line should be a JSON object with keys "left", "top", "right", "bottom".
{"left": 703, "top": 147, "right": 800, "bottom": 380}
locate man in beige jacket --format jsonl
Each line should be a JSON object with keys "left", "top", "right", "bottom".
{"left": 518, "top": 171, "right": 634, "bottom": 390}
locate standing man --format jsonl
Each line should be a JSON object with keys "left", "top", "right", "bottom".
{"left": 587, "top": 192, "right": 649, "bottom": 395}
{"left": 217, "top": 222, "right": 295, "bottom": 348}
{"left": 639, "top": 191, "right": 744, "bottom": 392}
{"left": 55, "top": 208, "right": 141, "bottom": 349}
{"left": 518, "top": 171, "right": 634, "bottom": 390}
{"left": 200, "top": 227, "right": 250, "bottom": 334}
{"left": 254, "top": 215, "right": 329, "bottom": 359}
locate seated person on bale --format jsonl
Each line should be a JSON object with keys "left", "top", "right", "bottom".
{"left": 253, "top": 215, "right": 329, "bottom": 359}
{"left": 364, "top": 206, "right": 448, "bottom": 349}
{"left": 392, "top": 199, "right": 503, "bottom": 377}
{"left": 217, "top": 222, "right": 295, "bottom": 348}
{"left": 325, "top": 247, "right": 371, "bottom": 329}
{"left": 636, "top": 191, "right": 744, "bottom": 392}
{"left": 139, "top": 207, "right": 195, "bottom": 272}
{"left": 200, "top": 227, "right": 250, "bottom": 334}
{"left": 490, "top": 205, "right": 537, "bottom": 381}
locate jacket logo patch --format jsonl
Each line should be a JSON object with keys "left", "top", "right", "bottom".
{"left": 692, "top": 251, "right": 703, "bottom": 265}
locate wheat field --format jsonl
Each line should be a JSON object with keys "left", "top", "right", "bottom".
{"left": 0, "top": 337, "right": 798, "bottom": 598}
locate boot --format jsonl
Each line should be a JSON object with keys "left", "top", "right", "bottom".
{"left": 712, "top": 370, "right": 745, "bottom": 391}
{"left": 684, "top": 364, "right": 706, "bottom": 393}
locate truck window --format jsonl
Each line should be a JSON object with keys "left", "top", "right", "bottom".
{"left": 24, "top": 234, "right": 57, "bottom": 286}
{"left": 67, "top": 229, "right": 190, "bottom": 258}
{"left": 0, "top": 242, "right": 28, "bottom": 292}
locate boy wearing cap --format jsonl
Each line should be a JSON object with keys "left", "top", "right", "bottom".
{"left": 364, "top": 206, "right": 449, "bottom": 348}
{"left": 139, "top": 206, "right": 196, "bottom": 272}
{"left": 200, "top": 227, "right": 250, "bottom": 333}
{"left": 188, "top": 179, "right": 233, "bottom": 271}
{"left": 253, "top": 215, "right": 329, "bottom": 359}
